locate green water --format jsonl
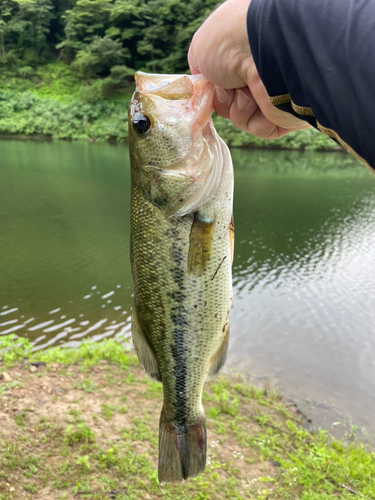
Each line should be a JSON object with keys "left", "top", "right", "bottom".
{"left": 1, "top": 140, "right": 375, "bottom": 433}
{"left": 0, "top": 141, "right": 133, "bottom": 346}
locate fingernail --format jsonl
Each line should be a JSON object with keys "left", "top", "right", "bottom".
{"left": 216, "top": 87, "right": 229, "bottom": 104}
{"left": 236, "top": 89, "right": 249, "bottom": 109}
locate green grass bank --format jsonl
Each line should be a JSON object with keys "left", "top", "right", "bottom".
{"left": 0, "top": 63, "right": 339, "bottom": 151}
{"left": 0, "top": 333, "right": 374, "bottom": 500}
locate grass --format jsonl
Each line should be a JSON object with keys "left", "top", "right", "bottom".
{"left": 0, "top": 333, "right": 374, "bottom": 499}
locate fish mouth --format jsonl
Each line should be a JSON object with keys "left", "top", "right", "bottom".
{"left": 134, "top": 71, "right": 214, "bottom": 129}
{"left": 133, "top": 72, "right": 221, "bottom": 218}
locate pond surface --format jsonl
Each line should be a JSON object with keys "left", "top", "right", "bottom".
{"left": 1, "top": 140, "right": 375, "bottom": 434}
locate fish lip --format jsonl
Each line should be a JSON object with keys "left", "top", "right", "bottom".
{"left": 131, "top": 72, "right": 213, "bottom": 130}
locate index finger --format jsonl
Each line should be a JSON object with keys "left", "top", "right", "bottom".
{"left": 188, "top": 45, "right": 200, "bottom": 75}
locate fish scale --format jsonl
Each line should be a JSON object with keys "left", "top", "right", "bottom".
{"left": 129, "top": 72, "right": 234, "bottom": 482}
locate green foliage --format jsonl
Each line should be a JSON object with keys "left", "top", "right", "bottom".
{"left": 0, "top": 65, "right": 340, "bottom": 149}
{"left": 72, "top": 35, "right": 130, "bottom": 78}
{"left": 75, "top": 378, "right": 95, "bottom": 393}
{"left": 59, "top": 0, "right": 220, "bottom": 75}
{"left": 2, "top": 0, "right": 221, "bottom": 77}
{"left": 64, "top": 423, "right": 95, "bottom": 445}
{"left": 0, "top": 333, "right": 32, "bottom": 365}
{"left": 76, "top": 454, "right": 91, "bottom": 472}
{"left": 0, "top": 2, "right": 344, "bottom": 149}
{"left": 251, "top": 414, "right": 375, "bottom": 498}
{"left": 0, "top": 338, "right": 375, "bottom": 499}
{"left": 0, "top": 333, "right": 136, "bottom": 368}
{"left": 96, "top": 447, "right": 119, "bottom": 469}
{"left": 58, "top": 0, "right": 113, "bottom": 54}
{"left": 35, "top": 337, "right": 135, "bottom": 367}
{"left": 0, "top": 87, "right": 129, "bottom": 141}
{"left": 210, "top": 380, "right": 240, "bottom": 416}
{"left": 0, "top": 0, "right": 54, "bottom": 68}
{"left": 101, "top": 403, "right": 116, "bottom": 420}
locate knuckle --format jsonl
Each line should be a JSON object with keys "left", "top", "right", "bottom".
{"left": 246, "top": 117, "right": 275, "bottom": 139}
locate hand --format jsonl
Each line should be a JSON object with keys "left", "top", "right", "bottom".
{"left": 188, "top": 0, "right": 310, "bottom": 139}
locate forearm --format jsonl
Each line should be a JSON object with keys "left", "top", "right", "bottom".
{"left": 248, "top": 0, "right": 375, "bottom": 169}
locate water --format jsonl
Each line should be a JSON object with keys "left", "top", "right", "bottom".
{"left": 1, "top": 140, "right": 375, "bottom": 433}
{"left": 0, "top": 141, "right": 133, "bottom": 347}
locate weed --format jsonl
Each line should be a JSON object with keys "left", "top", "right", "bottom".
{"left": 76, "top": 455, "right": 91, "bottom": 473}
{"left": 101, "top": 403, "right": 116, "bottom": 421}
{"left": 207, "top": 407, "right": 221, "bottom": 419}
{"left": 0, "top": 334, "right": 32, "bottom": 365}
{"left": 97, "top": 447, "right": 119, "bottom": 469}
{"left": 125, "top": 373, "right": 136, "bottom": 384}
{"left": 14, "top": 410, "right": 27, "bottom": 427}
{"left": 23, "top": 482, "right": 38, "bottom": 493}
{"left": 1, "top": 335, "right": 375, "bottom": 500}
{"left": 143, "top": 380, "right": 162, "bottom": 399}
{"left": 98, "top": 475, "right": 118, "bottom": 489}
{"left": 75, "top": 378, "right": 95, "bottom": 393}
{"left": 58, "top": 461, "right": 71, "bottom": 475}
{"left": 64, "top": 423, "right": 95, "bottom": 446}
{"left": 69, "top": 409, "right": 82, "bottom": 420}
{"left": 212, "top": 386, "right": 239, "bottom": 416}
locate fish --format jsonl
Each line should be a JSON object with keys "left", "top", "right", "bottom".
{"left": 129, "top": 71, "right": 234, "bottom": 483}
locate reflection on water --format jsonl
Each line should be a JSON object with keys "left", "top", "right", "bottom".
{"left": 0, "top": 140, "right": 134, "bottom": 350}
{"left": 229, "top": 149, "right": 375, "bottom": 433}
{"left": 1, "top": 140, "right": 375, "bottom": 433}
{"left": 0, "top": 285, "right": 132, "bottom": 350}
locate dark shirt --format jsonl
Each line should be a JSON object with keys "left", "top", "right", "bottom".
{"left": 247, "top": 0, "right": 375, "bottom": 170}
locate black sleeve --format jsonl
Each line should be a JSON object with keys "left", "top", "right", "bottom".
{"left": 247, "top": 0, "right": 375, "bottom": 170}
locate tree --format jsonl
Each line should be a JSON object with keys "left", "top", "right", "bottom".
{"left": 1, "top": 0, "right": 222, "bottom": 81}
{"left": 57, "top": 0, "right": 113, "bottom": 54}
{"left": 72, "top": 35, "right": 129, "bottom": 77}
{"left": 0, "top": 0, "right": 54, "bottom": 67}
{"left": 0, "top": 0, "right": 17, "bottom": 62}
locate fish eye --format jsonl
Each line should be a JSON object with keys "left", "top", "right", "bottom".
{"left": 132, "top": 113, "right": 151, "bottom": 135}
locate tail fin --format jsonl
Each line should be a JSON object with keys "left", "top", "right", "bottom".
{"left": 158, "top": 408, "right": 206, "bottom": 483}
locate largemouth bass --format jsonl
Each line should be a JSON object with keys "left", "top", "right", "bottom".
{"left": 129, "top": 71, "right": 234, "bottom": 483}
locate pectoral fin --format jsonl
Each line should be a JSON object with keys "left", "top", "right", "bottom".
{"left": 131, "top": 307, "right": 161, "bottom": 382}
{"left": 188, "top": 212, "right": 214, "bottom": 276}
{"left": 206, "top": 323, "right": 229, "bottom": 382}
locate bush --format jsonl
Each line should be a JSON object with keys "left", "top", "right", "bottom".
{"left": 0, "top": 63, "right": 341, "bottom": 149}
{"left": 0, "top": 88, "right": 129, "bottom": 142}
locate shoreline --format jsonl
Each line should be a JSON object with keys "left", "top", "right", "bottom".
{"left": 0, "top": 133, "right": 342, "bottom": 152}
{"left": 0, "top": 335, "right": 374, "bottom": 499}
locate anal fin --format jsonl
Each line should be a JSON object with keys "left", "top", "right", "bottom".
{"left": 131, "top": 307, "right": 161, "bottom": 382}
{"left": 206, "top": 325, "right": 229, "bottom": 382}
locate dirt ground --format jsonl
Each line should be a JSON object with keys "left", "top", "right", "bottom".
{"left": 0, "top": 359, "right": 287, "bottom": 500}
